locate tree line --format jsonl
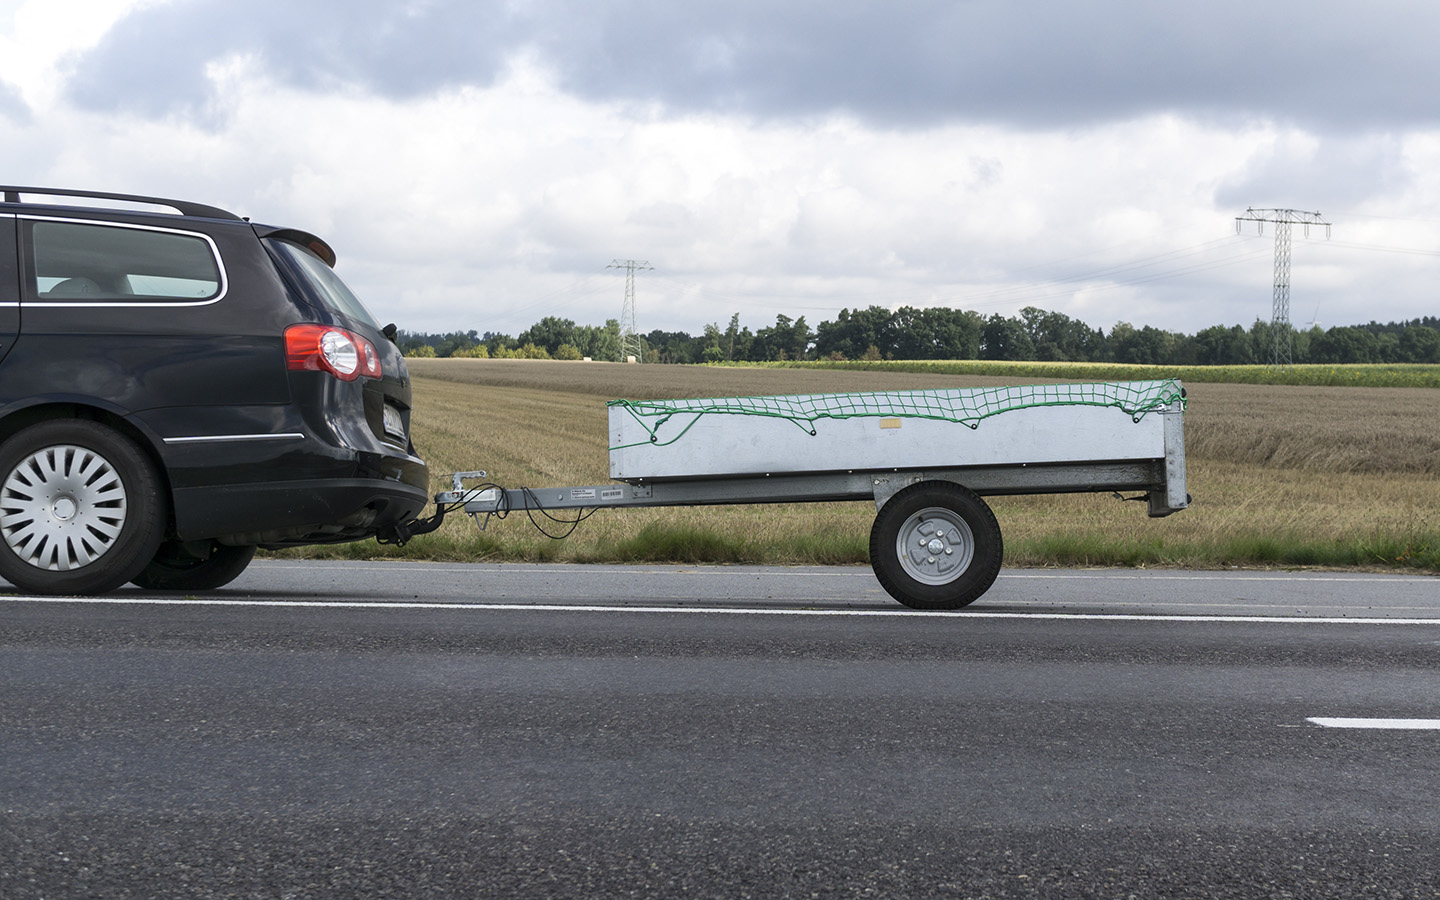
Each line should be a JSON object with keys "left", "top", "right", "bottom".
{"left": 398, "top": 307, "right": 1440, "bottom": 366}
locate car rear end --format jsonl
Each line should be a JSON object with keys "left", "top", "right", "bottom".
{"left": 156, "top": 225, "right": 430, "bottom": 547}
{"left": 253, "top": 227, "right": 429, "bottom": 543}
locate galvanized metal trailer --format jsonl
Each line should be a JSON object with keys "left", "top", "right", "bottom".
{"left": 431, "top": 380, "right": 1188, "bottom": 610}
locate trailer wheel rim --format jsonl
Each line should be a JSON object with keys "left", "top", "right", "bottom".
{"left": 0, "top": 444, "right": 128, "bottom": 572}
{"left": 894, "top": 506, "right": 975, "bottom": 586}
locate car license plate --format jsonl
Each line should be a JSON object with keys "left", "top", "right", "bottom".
{"left": 382, "top": 403, "right": 406, "bottom": 441}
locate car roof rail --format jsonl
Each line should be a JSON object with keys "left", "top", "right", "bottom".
{"left": 0, "top": 185, "right": 245, "bottom": 221}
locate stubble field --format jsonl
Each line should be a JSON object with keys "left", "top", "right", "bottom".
{"left": 287, "top": 358, "right": 1440, "bottom": 572}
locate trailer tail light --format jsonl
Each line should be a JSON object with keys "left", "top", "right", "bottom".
{"left": 285, "top": 324, "right": 382, "bottom": 381}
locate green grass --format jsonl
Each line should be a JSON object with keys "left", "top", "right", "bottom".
{"left": 584, "top": 524, "right": 755, "bottom": 564}
{"left": 1005, "top": 528, "right": 1440, "bottom": 571}
{"left": 275, "top": 515, "right": 872, "bottom": 566}
{"left": 275, "top": 509, "right": 1439, "bottom": 573}
{"left": 744, "top": 359, "right": 1440, "bottom": 389}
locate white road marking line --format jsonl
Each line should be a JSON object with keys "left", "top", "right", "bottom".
{"left": 257, "top": 560, "right": 1429, "bottom": 585}
{"left": 5, "top": 595, "right": 1440, "bottom": 624}
{"left": 1003, "top": 573, "right": 1428, "bottom": 584}
{"left": 1308, "top": 718, "right": 1440, "bottom": 730}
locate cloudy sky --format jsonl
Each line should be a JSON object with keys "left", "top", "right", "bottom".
{"left": 3, "top": 0, "right": 1438, "bottom": 339}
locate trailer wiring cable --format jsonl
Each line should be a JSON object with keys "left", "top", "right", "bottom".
{"left": 418, "top": 474, "right": 598, "bottom": 541}
{"left": 377, "top": 479, "right": 515, "bottom": 546}
{"left": 515, "top": 486, "right": 599, "bottom": 540}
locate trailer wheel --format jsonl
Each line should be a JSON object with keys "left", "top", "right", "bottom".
{"left": 869, "top": 481, "right": 1003, "bottom": 610}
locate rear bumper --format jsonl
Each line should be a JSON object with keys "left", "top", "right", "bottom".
{"left": 171, "top": 474, "right": 429, "bottom": 545}
{"left": 135, "top": 403, "right": 430, "bottom": 545}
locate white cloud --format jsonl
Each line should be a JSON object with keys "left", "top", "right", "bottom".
{"left": 0, "top": 0, "right": 164, "bottom": 109}
{"left": 4, "top": 5, "right": 1440, "bottom": 339}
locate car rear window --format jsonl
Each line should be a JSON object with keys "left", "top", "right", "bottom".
{"left": 29, "top": 219, "right": 223, "bottom": 302}
{"left": 267, "top": 238, "right": 381, "bottom": 331}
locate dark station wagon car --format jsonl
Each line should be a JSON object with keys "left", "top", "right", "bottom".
{"left": 0, "top": 186, "right": 430, "bottom": 594}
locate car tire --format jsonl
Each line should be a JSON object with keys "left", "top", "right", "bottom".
{"left": 0, "top": 420, "right": 167, "bottom": 595}
{"left": 131, "top": 541, "right": 256, "bottom": 591}
{"left": 869, "top": 480, "right": 1003, "bottom": 610}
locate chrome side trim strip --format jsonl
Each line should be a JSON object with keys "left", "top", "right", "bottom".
{"left": 163, "top": 433, "right": 306, "bottom": 445}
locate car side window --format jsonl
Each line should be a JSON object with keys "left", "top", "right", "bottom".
{"left": 28, "top": 219, "right": 224, "bottom": 302}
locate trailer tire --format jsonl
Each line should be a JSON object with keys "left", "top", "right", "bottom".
{"left": 869, "top": 481, "right": 1003, "bottom": 610}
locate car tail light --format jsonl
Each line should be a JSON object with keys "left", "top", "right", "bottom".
{"left": 285, "top": 324, "right": 382, "bottom": 381}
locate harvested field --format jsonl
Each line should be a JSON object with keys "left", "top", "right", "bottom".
{"left": 1182, "top": 381, "right": 1440, "bottom": 475}
{"left": 407, "top": 357, "right": 1052, "bottom": 401}
{"left": 284, "top": 359, "right": 1440, "bottom": 571}
{"left": 410, "top": 358, "right": 1440, "bottom": 475}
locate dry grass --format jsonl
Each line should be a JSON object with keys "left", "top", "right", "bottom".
{"left": 1182, "top": 382, "right": 1440, "bottom": 475}
{"left": 411, "top": 358, "right": 1440, "bottom": 475}
{"left": 295, "top": 359, "right": 1440, "bottom": 571}
{"left": 993, "top": 458, "right": 1439, "bottom": 568}
{"left": 407, "top": 357, "right": 1048, "bottom": 401}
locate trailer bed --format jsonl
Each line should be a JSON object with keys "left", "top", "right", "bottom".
{"left": 608, "top": 380, "right": 1184, "bottom": 483}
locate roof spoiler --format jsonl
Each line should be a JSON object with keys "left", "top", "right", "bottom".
{"left": 255, "top": 226, "right": 339, "bottom": 268}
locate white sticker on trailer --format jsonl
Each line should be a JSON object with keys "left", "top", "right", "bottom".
{"left": 570, "top": 489, "right": 598, "bottom": 501}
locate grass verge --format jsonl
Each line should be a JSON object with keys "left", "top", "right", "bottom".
{"left": 1007, "top": 529, "right": 1440, "bottom": 571}
{"left": 749, "top": 359, "right": 1440, "bottom": 389}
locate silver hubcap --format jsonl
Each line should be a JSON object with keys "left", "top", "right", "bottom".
{"left": 1, "top": 444, "right": 128, "bottom": 571}
{"left": 895, "top": 506, "right": 975, "bottom": 586}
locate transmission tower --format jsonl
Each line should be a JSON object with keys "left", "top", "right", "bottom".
{"left": 1235, "top": 208, "right": 1331, "bottom": 367}
{"left": 608, "top": 259, "right": 652, "bottom": 363}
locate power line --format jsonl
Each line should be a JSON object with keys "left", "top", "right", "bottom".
{"left": 648, "top": 239, "right": 1269, "bottom": 324}
{"left": 482, "top": 266, "right": 612, "bottom": 328}
{"left": 1327, "top": 239, "right": 1440, "bottom": 258}
{"left": 1327, "top": 210, "right": 1440, "bottom": 225}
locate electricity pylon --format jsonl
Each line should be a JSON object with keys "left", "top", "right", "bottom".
{"left": 608, "top": 259, "right": 652, "bottom": 363}
{"left": 1235, "top": 208, "right": 1331, "bottom": 367}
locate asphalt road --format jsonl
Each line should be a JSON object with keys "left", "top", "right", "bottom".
{"left": 4, "top": 562, "right": 1440, "bottom": 898}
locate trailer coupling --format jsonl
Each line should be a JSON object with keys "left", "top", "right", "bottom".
{"left": 378, "top": 471, "right": 492, "bottom": 546}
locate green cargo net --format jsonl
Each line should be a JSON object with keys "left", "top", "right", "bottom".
{"left": 609, "top": 380, "right": 1185, "bottom": 448}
